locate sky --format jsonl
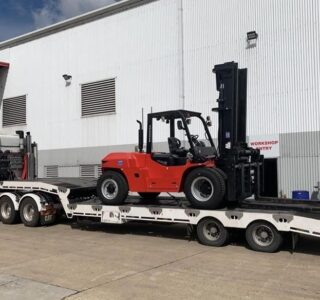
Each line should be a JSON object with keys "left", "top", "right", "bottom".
{"left": 0, "top": 0, "right": 118, "bottom": 42}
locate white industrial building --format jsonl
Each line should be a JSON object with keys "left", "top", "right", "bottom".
{"left": 0, "top": 0, "right": 319, "bottom": 197}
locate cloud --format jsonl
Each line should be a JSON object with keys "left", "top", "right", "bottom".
{"left": 32, "top": 0, "right": 117, "bottom": 28}
{"left": 32, "top": 1, "right": 59, "bottom": 28}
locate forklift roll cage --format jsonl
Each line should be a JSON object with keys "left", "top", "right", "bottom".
{"left": 145, "top": 110, "right": 216, "bottom": 155}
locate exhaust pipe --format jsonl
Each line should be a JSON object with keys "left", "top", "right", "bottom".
{"left": 136, "top": 120, "right": 143, "bottom": 153}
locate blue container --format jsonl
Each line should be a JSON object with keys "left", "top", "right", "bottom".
{"left": 292, "top": 190, "right": 310, "bottom": 200}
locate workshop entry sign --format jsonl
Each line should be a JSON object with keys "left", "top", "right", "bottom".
{"left": 248, "top": 134, "right": 280, "bottom": 158}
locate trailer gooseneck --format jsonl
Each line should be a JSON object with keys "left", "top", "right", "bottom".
{"left": 0, "top": 62, "right": 319, "bottom": 253}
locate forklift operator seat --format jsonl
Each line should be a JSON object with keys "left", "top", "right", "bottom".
{"left": 168, "top": 137, "right": 188, "bottom": 157}
{"left": 151, "top": 137, "right": 187, "bottom": 167}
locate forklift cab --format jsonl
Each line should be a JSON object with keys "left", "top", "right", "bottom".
{"left": 143, "top": 110, "right": 217, "bottom": 166}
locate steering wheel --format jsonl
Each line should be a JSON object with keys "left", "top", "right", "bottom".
{"left": 190, "top": 134, "right": 206, "bottom": 148}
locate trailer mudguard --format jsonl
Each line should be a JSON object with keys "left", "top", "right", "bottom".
{"left": 19, "top": 193, "right": 44, "bottom": 212}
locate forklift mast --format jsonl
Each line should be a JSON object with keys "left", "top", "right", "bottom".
{"left": 213, "top": 62, "right": 247, "bottom": 151}
{"left": 213, "top": 62, "right": 263, "bottom": 203}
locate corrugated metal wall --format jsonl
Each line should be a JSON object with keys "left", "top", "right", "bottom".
{"left": 182, "top": 0, "right": 320, "bottom": 135}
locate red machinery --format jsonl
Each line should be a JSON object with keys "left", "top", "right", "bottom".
{"left": 97, "top": 62, "right": 263, "bottom": 209}
{"left": 97, "top": 110, "right": 226, "bottom": 209}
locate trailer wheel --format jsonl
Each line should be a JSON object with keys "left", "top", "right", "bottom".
{"left": 138, "top": 192, "right": 160, "bottom": 199}
{"left": 97, "top": 171, "right": 128, "bottom": 205}
{"left": 197, "top": 218, "right": 229, "bottom": 246}
{"left": 0, "top": 196, "right": 18, "bottom": 224}
{"left": 184, "top": 168, "right": 225, "bottom": 209}
{"left": 20, "top": 198, "right": 40, "bottom": 227}
{"left": 246, "top": 221, "right": 283, "bottom": 253}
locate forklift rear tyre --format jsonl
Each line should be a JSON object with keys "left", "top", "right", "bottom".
{"left": 0, "top": 196, "right": 19, "bottom": 224}
{"left": 245, "top": 221, "right": 283, "bottom": 253}
{"left": 138, "top": 192, "right": 160, "bottom": 199}
{"left": 197, "top": 218, "right": 229, "bottom": 246}
{"left": 20, "top": 198, "right": 40, "bottom": 227}
{"left": 184, "top": 168, "right": 225, "bottom": 209}
{"left": 97, "top": 171, "right": 128, "bottom": 205}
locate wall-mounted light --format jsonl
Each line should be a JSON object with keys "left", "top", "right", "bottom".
{"left": 62, "top": 74, "right": 72, "bottom": 86}
{"left": 246, "top": 31, "right": 258, "bottom": 48}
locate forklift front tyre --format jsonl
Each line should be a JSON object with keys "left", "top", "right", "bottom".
{"left": 197, "top": 218, "right": 229, "bottom": 246}
{"left": 212, "top": 167, "right": 227, "bottom": 180}
{"left": 97, "top": 171, "right": 128, "bottom": 205}
{"left": 184, "top": 168, "right": 225, "bottom": 209}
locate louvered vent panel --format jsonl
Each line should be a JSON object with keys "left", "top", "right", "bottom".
{"left": 3, "top": 95, "right": 26, "bottom": 127}
{"left": 81, "top": 78, "right": 116, "bottom": 117}
{"left": 45, "top": 166, "right": 58, "bottom": 178}
{"left": 80, "top": 165, "right": 96, "bottom": 178}
{"left": 97, "top": 165, "right": 102, "bottom": 177}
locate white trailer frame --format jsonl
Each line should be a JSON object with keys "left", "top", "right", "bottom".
{"left": 0, "top": 180, "right": 320, "bottom": 251}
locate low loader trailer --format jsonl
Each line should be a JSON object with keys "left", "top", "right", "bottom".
{"left": 0, "top": 62, "right": 320, "bottom": 253}
{"left": 1, "top": 179, "right": 320, "bottom": 253}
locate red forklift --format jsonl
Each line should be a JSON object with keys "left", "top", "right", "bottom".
{"left": 97, "top": 62, "right": 263, "bottom": 209}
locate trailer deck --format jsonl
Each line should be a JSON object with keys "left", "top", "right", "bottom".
{"left": 33, "top": 177, "right": 97, "bottom": 197}
{"left": 0, "top": 179, "right": 320, "bottom": 252}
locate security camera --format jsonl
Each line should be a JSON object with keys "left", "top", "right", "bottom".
{"left": 62, "top": 74, "right": 72, "bottom": 86}
{"left": 62, "top": 74, "right": 72, "bottom": 81}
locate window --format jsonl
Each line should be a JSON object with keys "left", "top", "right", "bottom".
{"left": 45, "top": 165, "right": 58, "bottom": 178}
{"left": 2, "top": 95, "right": 26, "bottom": 127}
{"left": 81, "top": 78, "right": 116, "bottom": 117}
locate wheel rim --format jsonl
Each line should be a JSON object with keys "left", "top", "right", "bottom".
{"left": 252, "top": 224, "right": 274, "bottom": 247}
{"left": 1, "top": 202, "right": 12, "bottom": 219}
{"left": 191, "top": 176, "right": 214, "bottom": 202}
{"left": 23, "top": 203, "right": 35, "bottom": 222}
{"left": 101, "top": 178, "right": 119, "bottom": 200}
{"left": 202, "top": 220, "right": 221, "bottom": 241}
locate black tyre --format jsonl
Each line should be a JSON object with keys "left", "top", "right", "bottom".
{"left": 0, "top": 196, "right": 19, "bottom": 224}
{"left": 20, "top": 198, "right": 40, "bottom": 227}
{"left": 197, "top": 218, "right": 229, "bottom": 247}
{"left": 212, "top": 167, "right": 227, "bottom": 180}
{"left": 246, "top": 221, "right": 283, "bottom": 253}
{"left": 184, "top": 168, "right": 225, "bottom": 209}
{"left": 138, "top": 192, "right": 160, "bottom": 199}
{"left": 97, "top": 170, "right": 128, "bottom": 205}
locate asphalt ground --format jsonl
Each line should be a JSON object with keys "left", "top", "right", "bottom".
{"left": 0, "top": 220, "right": 320, "bottom": 300}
